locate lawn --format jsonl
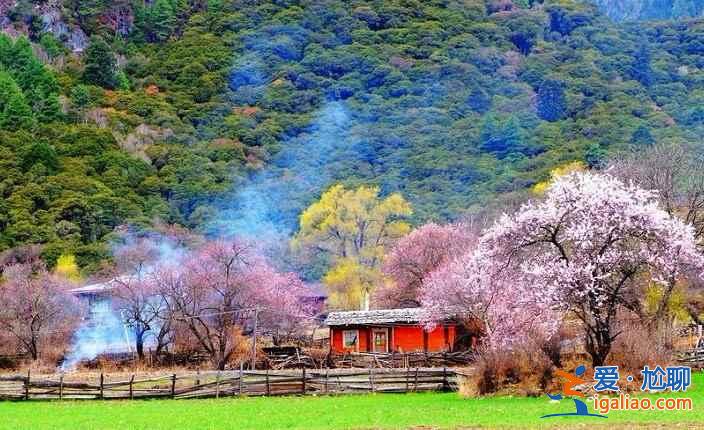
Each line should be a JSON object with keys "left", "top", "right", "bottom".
{"left": 0, "top": 373, "right": 701, "bottom": 430}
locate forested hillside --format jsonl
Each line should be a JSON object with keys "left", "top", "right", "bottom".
{"left": 590, "top": 0, "right": 704, "bottom": 21}
{"left": 2, "top": 0, "right": 704, "bottom": 271}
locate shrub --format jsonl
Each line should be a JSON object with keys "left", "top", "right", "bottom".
{"left": 468, "top": 345, "right": 556, "bottom": 397}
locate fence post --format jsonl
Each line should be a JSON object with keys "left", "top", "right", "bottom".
{"left": 129, "top": 374, "right": 134, "bottom": 400}
{"left": 59, "top": 373, "right": 64, "bottom": 400}
{"left": 171, "top": 374, "right": 177, "bottom": 398}
{"left": 302, "top": 367, "right": 306, "bottom": 395}
{"left": 442, "top": 367, "right": 448, "bottom": 391}
{"left": 265, "top": 368, "right": 270, "bottom": 396}
{"left": 238, "top": 363, "right": 243, "bottom": 396}
{"left": 24, "top": 369, "right": 30, "bottom": 400}
{"left": 99, "top": 373, "right": 104, "bottom": 400}
{"left": 405, "top": 367, "right": 409, "bottom": 392}
{"left": 414, "top": 368, "right": 419, "bottom": 392}
{"left": 324, "top": 368, "right": 329, "bottom": 394}
{"left": 369, "top": 368, "right": 375, "bottom": 393}
{"left": 215, "top": 371, "right": 221, "bottom": 399}
{"left": 196, "top": 369, "right": 200, "bottom": 387}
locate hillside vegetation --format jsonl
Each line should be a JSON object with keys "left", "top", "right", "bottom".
{"left": 590, "top": 0, "right": 704, "bottom": 21}
{"left": 2, "top": 0, "right": 704, "bottom": 270}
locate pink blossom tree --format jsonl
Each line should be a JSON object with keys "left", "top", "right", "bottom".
{"left": 156, "top": 239, "right": 311, "bottom": 369}
{"left": 0, "top": 262, "right": 78, "bottom": 360}
{"left": 377, "top": 223, "right": 476, "bottom": 308}
{"left": 422, "top": 172, "right": 704, "bottom": 365}
{"left": 111, "top": 237, "right": 177, "bottom": 359}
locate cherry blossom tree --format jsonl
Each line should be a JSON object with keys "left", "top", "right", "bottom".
{"left": 423, "top": 172, "right": 704, "bottom": 366}
{"left": 610, "top": 142, "right": 704, "bottom": 324}
{"left": 0, "top": 262, "right": 78, "bottom": 360}
{"left": 377, "top": 223, "right": 476, "bottom": 308}
{"left": 421, "top": 243, "right": 560, "bottom": 351}
{"left": 156, "top": 239, "right": 311, "bottom": 369}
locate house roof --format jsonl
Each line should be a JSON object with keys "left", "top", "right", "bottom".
{"left": 324, "top": 308, "right": 431, "bottom": 326}
{"left": 68, "top": 276, "right": 131, "bottom": 295}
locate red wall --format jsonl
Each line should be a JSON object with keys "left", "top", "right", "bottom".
{"left": 393, "top": 326, "right": 424, "bottom": 352}
{"left": 331, "top": 324, "right": 456, "bottom": 353}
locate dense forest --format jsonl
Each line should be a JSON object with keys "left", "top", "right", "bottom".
{"left": 590, "top": 0, "right": 704, "bottom": 21}
{"left": 2, "top": 0, "right": 704, "bottom": 272}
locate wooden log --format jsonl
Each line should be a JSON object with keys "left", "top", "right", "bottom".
{"left": 324, "top": 368, "right": 328, "bottom": 394}
{"left": 369, "top": 368, "right": 375, "bottom": 393}
{"left": 59, "top": 374, "right": 64, "bottom": 400}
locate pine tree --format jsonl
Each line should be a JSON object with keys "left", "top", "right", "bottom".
{"left": 2, "top": 91, "right": 35, "bottom": 131}
{"left": 82, "top": 36, "right": 117, "bottom": 89}
{"left": 0, "top": 71, "right": 18, "bottom": 112}
{"left": 150, "top": 0, "right": 177, "bottom": 42}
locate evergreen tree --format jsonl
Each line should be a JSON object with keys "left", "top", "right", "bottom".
{"left": 150, "top": 0, "right": 178, "bottom": 42}
{"left": 0, "top": 70, "right": 19, "bottom": 112}
{"left": 2, "top": 91, "right": 34, "bottom": 131}
{"left": 537, "top": 78, "right": 567, "bottom": 122}
{"left": 82, "top": 36, "right": 117, "bottom": 89}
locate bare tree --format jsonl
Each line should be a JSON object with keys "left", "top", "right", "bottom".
{"left": 611, "top": 141, "right": 704, "bottom": 242}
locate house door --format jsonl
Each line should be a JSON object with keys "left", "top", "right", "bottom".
{"left": 372, "top": 329, "right": 388, "bottom": 353}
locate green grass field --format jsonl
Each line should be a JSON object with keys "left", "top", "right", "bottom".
{"left": 0, "top": 373, "right": 701, "bottom": 430}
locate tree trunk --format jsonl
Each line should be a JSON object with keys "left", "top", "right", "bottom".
{"left": 585, "top": 326, "right": 611, "bottom": 367}
{"left": 135, "top": 331, "right": 145, "bottom": 360}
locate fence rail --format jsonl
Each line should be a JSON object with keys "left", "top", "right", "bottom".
{"left": 331, "top": 351, "right": 473, "bottom": 368}
{"left": 0, "top": 367, "right": 458, "bottom": 401}
{"left": 677, "top": 348, "right": 704, "bottom": 366}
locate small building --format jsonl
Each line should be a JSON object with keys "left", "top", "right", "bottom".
{"left": 325, "top": 308, "right": 457, "bottom": 354}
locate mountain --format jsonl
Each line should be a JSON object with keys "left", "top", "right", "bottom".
{"left": 589, "top": 0, "right": 704, "bottom": 21}
{"left": 2, "top": 0, "right": 704, "bottom": 271}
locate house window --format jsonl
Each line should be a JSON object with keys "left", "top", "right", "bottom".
{"left": 343, "top": 330, "right": 358, "bottom": 349}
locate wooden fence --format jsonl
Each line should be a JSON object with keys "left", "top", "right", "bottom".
{"left": 0, "top": 367, "right": 458, "bottom": 401}
{"left": 678, "top": 348, "right": 704, "bottom": 367}
{"left": 332, "top": 351, "right": 473, "bottom": 368}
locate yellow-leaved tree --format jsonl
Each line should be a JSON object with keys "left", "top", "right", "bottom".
{"left": 55, "top": 254, "right": 81, "bottom": 282}
{"left": 531, "top": 161, "right": 587, "bottom": 195}
{"left": 293, "top": 184, "right": 412, "bottom": 310}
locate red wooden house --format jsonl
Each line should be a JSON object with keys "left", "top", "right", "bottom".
{"left": 325, "top": 308, "right": 458, "bottom": 354}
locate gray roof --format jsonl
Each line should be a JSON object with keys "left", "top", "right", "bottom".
{"left": 68, "top": 275, "right": 132, "bottom": 295}
{"left": 324, "top": 308, "right": 430, "bottom": 326}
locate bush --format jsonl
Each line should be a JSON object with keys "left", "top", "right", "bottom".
{"left": 467, "top": 345, "right": 556, "bottom": 397}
